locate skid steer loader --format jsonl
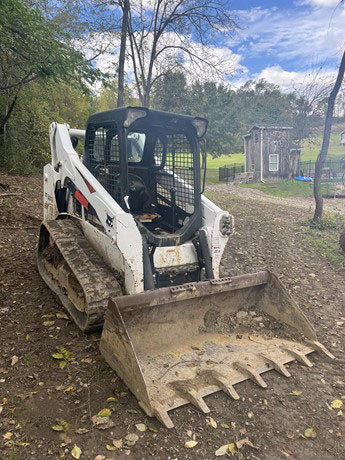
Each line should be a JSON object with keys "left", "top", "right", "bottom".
{"left": 38, "top": 107, "right": 334, "bottom": 428}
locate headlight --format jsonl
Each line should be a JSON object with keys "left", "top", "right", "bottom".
{"left": 192, "top": 118, "right": 208, "bottom": 138}
{"left": 124, "top": 108, "right": 147, "bottom": 127}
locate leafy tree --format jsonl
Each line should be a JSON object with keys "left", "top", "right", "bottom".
{"left": 0, "top": 0, "right": 104, "bottom": 167}
{"left": 153, "top": 72, "right": 240, "bottom": 155}
{"left": 2, "top": 80, "right": 92, "bottom": 172}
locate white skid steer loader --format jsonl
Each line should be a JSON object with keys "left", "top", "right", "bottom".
{"left": 38, "top": 107, "right": 334, "bottom": 428}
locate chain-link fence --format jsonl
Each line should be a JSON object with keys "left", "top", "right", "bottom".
{"left": 219, "top": 164, "right": 245, "bottom": 182}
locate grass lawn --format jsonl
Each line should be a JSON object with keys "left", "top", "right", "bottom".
{"left": 301, "top": 123, "right": 345, "bottom": 162}
{"left": 241, "top": 180, "right": 316, "bottom": 198}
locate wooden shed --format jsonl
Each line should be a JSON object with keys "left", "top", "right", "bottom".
{"left": 243, "top": 126, "right": 301, "bottom": 182}
{"left": 340, "top": 130, "right": 345, "bottom": 145}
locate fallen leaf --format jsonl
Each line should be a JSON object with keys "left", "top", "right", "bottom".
{"left": 71, "top": 444, "right": 82, "bottom": 459}
{"left": 149, "top": 426, "right": 158, "bottom": 433}
{"left": 221, "top": 423, "right": 230, "bottom": 429}
{"left": 106, "top": 396, "right": 117, "bottom": 403}
{"left": 228, "top": 443, "right": 236, "bottom": 455}
{"left": 75, "top": 428, "right": 89, "bottom": 434}
{"left": 15, "top": 441, "right": 30, "bottom": 447}
{"left": 91, "top": 415, "right": 115, "bottom": 430}
{"left": 57, "top": 419, "right": 70, "bottom": 430}
{"left": 303, "top": 428, "right": 316, "bottom": 439}
{"left": 3, "top": 432, "right": 13, "bottom": 440}
{"left": 113, "top": 439, "right": 123, "bottom": 449}
{"left": 336, "top": 321, "right": 344, "bottom": 326}
{"left": 43, "top": 320, "right": 55, "bottom": 327}
{"left": 291, "top": 390, "right": 302, "bottom": 396}
{"left": 52, "top": 353, "right": 64, "bottom": 360}
{"left": 64, "top": 386, "right": 74, "bottom": 393}
{"left": 94, "top": 456, "right": 105, "bottom": 460}
{"left": 135, "top": 423, "right": 147, "bottom": 432}
{"left": 186, "top": 430, "right": 193, "bottom": 437}
{"left": 127, "top": 408, "right": 139, "bottom": 414}
{"left": 236, "top": 437, "right": 259, "bottom": 450}
{"left": 51, "top": 425, "right": 64, "bottom": 432}
{"left": 207, "top": 417, "right": 217, "bottom": 429}
{"left": 56, "top": 312, "right": 69, "bottom": 320}
{"left": 280, "top": 446, "right": 293, "bottom": 457}
{"left": 81, "top": 358, "right": 93, "bottom": 364}
{"left": 106, "top": 444, "right": 117, "bottom": 451}
{"left": 185, "top": 440, "right": 198, "bottom": 448}
{"left": 215, "top": 444, "right": 229, "bottom": 456}
{"left": 331, "top": 400, "right": 343, "bottom": 409}
{"left": 59, "top": 360, "right": 67, "bottom": 369}
{"left": 337, "top": 410, "right": 343, "bottom": 416}
{"left": 11, "top": 355, "right": 19, "bottom": 366}
{"left": 124, "top": 433, "right": 139, "bottom": 447}
{"left": 97, "top": 408, "right": 112, "bottom": 417}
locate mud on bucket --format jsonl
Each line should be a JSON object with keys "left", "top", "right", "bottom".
{"left": 100, "top": 270, "right": 334, "bottom": 428}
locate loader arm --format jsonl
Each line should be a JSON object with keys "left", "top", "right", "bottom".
{"left": 45, "top": 122, "right": 144, "bottom": 294}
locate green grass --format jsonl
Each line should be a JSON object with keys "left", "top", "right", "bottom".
{"left": 241, "top": 180, "right": 314, "bottom": 198}
{"left": 206, "top": 153, "right": 244, "bottom": 169}
{"left": 301, "top": 123, "right": 345, "bottom": 162}
{"left": 297, "top": 213, "right": 345, "bottom": 265}
{"left": 240, "top": 180, "right": 336, "bottom": 199}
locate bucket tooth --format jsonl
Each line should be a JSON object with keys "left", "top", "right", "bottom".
{"left": 259, "top": 354, "right": 291, "bottom": 378}
{"left": 233, "top": 361, "right": 267, "bottom": 388}
{"left": 282, "top": 347, "right": 313, "bottom": 367}
{"left": 201, "top": 370, "right": 240, "bottom": 400}
{"left": 172, "top": 384, "right": 210, "bottom": 414}
{"left": 139, "top": 401, "right": 174, "bottom": 429}
{"left": 216, "top": 378, "right": 240, "bottom": 401}
{"left": 153, "top": 404, "right": 174, "bottom": 429}
{"left": 306, "top": 340, "right": 335, "bottom": 360}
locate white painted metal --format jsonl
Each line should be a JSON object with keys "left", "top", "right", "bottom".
{"left": 46, "top": 122, "right": 144, "bottom": 294}
{"left": 154, "top": 242, "right": 197, "bottom": 269}
{"left": 69, "top": 128, "right": 86, "bottom": 141}
{"left": 201, "top": 195, "right": 230, "bottom": 279}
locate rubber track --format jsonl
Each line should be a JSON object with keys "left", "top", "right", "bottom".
{"left": 38, "top": 219, "right": 122, "bottom": 331}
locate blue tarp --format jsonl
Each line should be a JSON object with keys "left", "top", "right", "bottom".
{"left": 294, "top": 176, "right": 313, "bottom": 182}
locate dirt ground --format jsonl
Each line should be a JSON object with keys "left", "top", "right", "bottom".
{"left": 0, "top": 173, "right": 345, "bottom": 460}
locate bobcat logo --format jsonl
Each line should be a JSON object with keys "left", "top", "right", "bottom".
{"left": 106, "top": 213, "right": 114, "bottom": 228}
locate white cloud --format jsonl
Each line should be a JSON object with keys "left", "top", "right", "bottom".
{"left": 235, "top": 4, "right": 345, "bottom": 66}
{"left": 256, "top": 65, "right": 335, "bottom": 93}
{"left": 301, "top": 0, "right": 340, "bottom": 7}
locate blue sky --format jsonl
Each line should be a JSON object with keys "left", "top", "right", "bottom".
{"left": 227, "top": 0, "right": 345, "bottom": 88}
{"left": 92, "top": 0, "right": 344, "bottom": 92}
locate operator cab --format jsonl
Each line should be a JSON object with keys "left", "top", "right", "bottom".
{"left": 83, "top": 107, "right": 207, "bottom": 246}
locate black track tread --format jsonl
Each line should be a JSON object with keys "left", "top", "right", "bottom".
{"left": 38, "top": 219, "right": 122, "bottom": 331}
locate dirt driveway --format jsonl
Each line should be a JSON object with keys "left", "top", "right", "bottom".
{"left": 0, "top": 174, "right": 345, "bottom": 460}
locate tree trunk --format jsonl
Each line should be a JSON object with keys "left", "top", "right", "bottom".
{"left": 0, "top": 91, "right": 19, "bottom": 133}
{"left": 313, "top": 50, "right": 345, "bottom": 222}
{"left": 117, "top": 0, "right": 130, "bottom": 108}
